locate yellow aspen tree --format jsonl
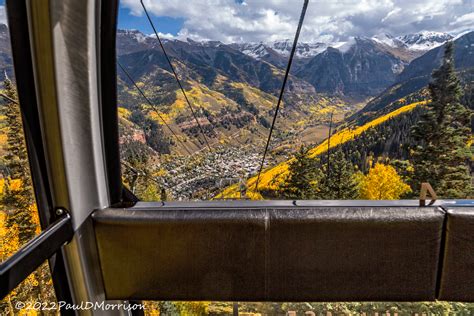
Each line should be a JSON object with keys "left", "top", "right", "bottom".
{"left": 0, "top": 78, "right": 57, "bottom": 314}
{"left": 359, "top": 163, "right": 412, "bottom": 200}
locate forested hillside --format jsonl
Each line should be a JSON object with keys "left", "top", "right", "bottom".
{"left": 218, "top": 100, "right": 426, "bottom": 198}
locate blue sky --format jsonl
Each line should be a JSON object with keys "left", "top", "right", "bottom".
{"left": 118, "top": 4, "right": 183, "bottom": 35}
{"left": 0, "top": 0, "right": 6, "bottom": 26}
{"left": 118, "top": 0, "right": 246, "bottom": 36}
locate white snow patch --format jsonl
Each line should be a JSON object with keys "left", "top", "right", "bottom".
{"left": 335, "top": 38, "right": 355, "bottom": 53}
{"left": 397, "top": 31, "right": 453, "bottom": 51}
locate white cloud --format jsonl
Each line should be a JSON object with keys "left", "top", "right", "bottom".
{"left": 451, "top": 12, "right": 474, "bottom": 26}
{"left": 149, "top": 32, "right": 176, "bottom": 40}
{"left": 121, "top": 0, "right": 474, "bottom": 43}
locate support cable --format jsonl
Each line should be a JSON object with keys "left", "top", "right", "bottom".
{"left": 121, "top": 161, "right": 167, "bottom": 188}
{"left": 117, "top": 62, "right": 193, "bottom": 155}
{"left": 254, "top": 0, "right": 309, "bottom": 191}
{"left": 0, "top": 92, "right": 18, "bottom": 104}
{"left": 140, "top": 0, "right": 212, "bottom": 152}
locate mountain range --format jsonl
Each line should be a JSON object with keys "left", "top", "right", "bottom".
{"left": 114, "top": 27, "right": 474, "bottom": 199}
{"left": 234, "top": 31, "right": 452, "bottom": 60}
{"left": 117, "top": 29, "right": 457, "bottom": 98}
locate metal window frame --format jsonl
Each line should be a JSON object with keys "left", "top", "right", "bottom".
{"left": 3, "top": 0, "right": 125, "bottom": 314}
{"left": 0, "top": 212, "right": 73, "bottom": 299}
{"left": 4, "top": 0, "right": 75, "bottom": 306}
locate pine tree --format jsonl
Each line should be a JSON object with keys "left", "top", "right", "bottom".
{"left": 278, "top": 146, "right": 322, "bottom": 199}
{"left": 317, "top": 147, "right": 359, "bottom": 199}
{"left": 411, "top": 42, "right": 473, "bottom": 198}
{"left": 461, "top": 82, "right": 474, "bottom": 130}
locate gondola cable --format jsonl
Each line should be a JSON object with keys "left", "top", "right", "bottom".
{"left": 0, "top": 93, "right": 18, "bottom": 105}
{"left": 0, "top": 90, "right": 179, "bottom": 196}
{"left": 140, "top": 0, "right": 254, "bottom": 193}
{"left": 140, "top": 0, "right": 213, "bottom": 152}
{"left": 121, "top": 161, "right": 167, "bottom": 188}
{"left": 253, "top": 0, "right": 309, "bottom": 192}
{"left": 1, "top": 86, "right": 186, "bottom": 192}
{"left": 117, "top": 62, "right": 193, "bottom": 155}
{"left": 122, "top": 159, "right": 218, "bottom": 198}
{"left": 118, "top": 61, "right": 244, "bottom": 192}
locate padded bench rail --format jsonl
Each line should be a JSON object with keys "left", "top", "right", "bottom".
{"left": 438, "top": 207, "right": 474, "bottom": 301}
{"left": 92, "top": 202, "right": 447, "bottom": 302}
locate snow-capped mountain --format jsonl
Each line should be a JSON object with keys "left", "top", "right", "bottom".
{"left": 117, "top": 27, "right": 454, "bottom": 61}
{"left": 234, "top": 42, "right": 273, "bottom": 59}
{"left": 270, "top": 39, "right": 328, "bottom": 58}
{"left": 295, "top": 36, "right": 411, "bottom": 96}
{"left": 233, "top": 40, "right": 328, "bottom": 60}
{"left": 234, "top": 32, "right": 453, "bottom": 62}
{"left": 116, "top": 29, "right": 155, "bottom": 55}
{"left": 372, "top": 33, "right": 406, "bottom": 48}
{"left": 396, "top": 31, "right": 453, "bottom": 51}
{"left": 115, "top": 27, "right": 460, "bottom": 98}
{"left": 352, "top": 32, "right": 452, "bottom": 52}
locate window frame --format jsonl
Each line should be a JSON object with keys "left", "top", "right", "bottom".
{"left": 3, "top": 0, "right": 123, "bottom": 307}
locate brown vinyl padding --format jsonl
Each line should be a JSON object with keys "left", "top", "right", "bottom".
{"left": 438, "top": 207, "right": 474, "bottom": 301}
{"left": 93, "top": 205, "right": 446, "bottom": 301}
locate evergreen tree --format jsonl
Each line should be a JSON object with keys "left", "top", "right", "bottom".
{"left": 461, "top": 82, "right": 474, "bottom": 130}
{"left": 317, "top": 147, "right": 359, "bottom": 199}
{"left": 278, "top": 146, "right": 322, "bottom": 199}
{"left": 411, "top": 42, "right": 473, "bottom": 198}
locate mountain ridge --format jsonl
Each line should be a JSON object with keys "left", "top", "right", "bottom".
{"left": 118, "top": 28, "right": 453, "bottom": 58}
{"left": 351, "top": 31, "right": 474, "bottom": 119}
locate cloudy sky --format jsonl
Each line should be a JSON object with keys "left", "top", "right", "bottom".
{"left": 0, "top": 0, "right": 471, "bottom": 43}
{"left": 119, "top": 0, "right": 474, "bottom": 43}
